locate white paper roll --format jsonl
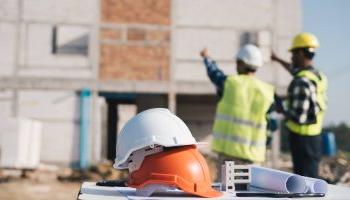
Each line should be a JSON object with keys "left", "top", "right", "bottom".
{"left": 251, "top": 166, "right": 307, "bottom": 193}
{"left": 304, "top": 177, "right": 328, "bottom": 194}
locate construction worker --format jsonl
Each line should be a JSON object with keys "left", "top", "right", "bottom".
{"left": 200, "top": 44, "right": 278, "bottom": 173}
{"left": 271, "top": 33, "right": 327, "bottom": 178}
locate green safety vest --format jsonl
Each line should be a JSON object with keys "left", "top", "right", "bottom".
{"left": 286, "top": 70, "right": 328, "bottom": 136}
{"left": 212, "top": 75, "right": 274, "bottom": 162}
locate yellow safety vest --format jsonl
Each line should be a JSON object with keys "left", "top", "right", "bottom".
{"left": 212, "top": 75, "right": 274, "bottom": 162}
{"left": 286, "top": 70, "right": 328, "bottom": 136}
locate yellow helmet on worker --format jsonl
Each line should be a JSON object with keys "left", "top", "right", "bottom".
{"left": 289, "top": 32, "right": 320, "bottom": 51}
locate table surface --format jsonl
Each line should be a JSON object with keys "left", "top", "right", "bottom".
{"left": 77, "top": 182, "right": 350, "bottom": 200}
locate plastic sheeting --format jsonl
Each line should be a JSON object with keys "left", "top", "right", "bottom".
{"left": 251, "top": 166, "right": 328, "bottom": 194}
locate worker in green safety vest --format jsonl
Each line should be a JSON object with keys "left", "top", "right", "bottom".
{"left": 200, "top": 44, "right": 280, "bottom": 175}
{"left": 271, "top": 32, "right": 327, "bottom": 178}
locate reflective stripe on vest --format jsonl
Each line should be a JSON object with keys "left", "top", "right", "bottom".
{"left": 213, "top": 131, "right": 266, "bottom": 147}
{"left": 286, "top": 70, "right": 327, "bottom": 136}
{"left": 212, "top": 75, "right": 274, "bottom": 162}
{"left": 215, "top": 114, "right": 266, "bottom": 130}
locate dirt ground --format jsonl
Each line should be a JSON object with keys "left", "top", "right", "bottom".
{"left": 0, "top": 161, "right": 128, "bottom": 200}
{"left": 0, "top": 180, "right": 80, "bottom": 200}
{"left": 1, "top": 152, "right": 349, "bottom": 200}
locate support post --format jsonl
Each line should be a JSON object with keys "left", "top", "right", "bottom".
{"left": 80, "top": 88, "right": 91, "bottom": 169}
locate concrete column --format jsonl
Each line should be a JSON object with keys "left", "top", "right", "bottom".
{"left": 89, "top": 0, "right": 101, "bottom": 165}
{"left": 271, "top": 128, "right": 281, "bottom": 168}
{"left": 168, "top": 92, "right": 176, "bottom": 114}
{"left": 168, "top": 0, "right": 177, "bottom": 114}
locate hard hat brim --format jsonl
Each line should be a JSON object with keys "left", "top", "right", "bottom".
{"left": 115, "top": 142, "right": 204, "bottom": 169}
{"left": 128, "top": 145, "right": 223, "bottom": 198}
{"left": 181, "top": 186, "right": 222, "bottom": 198}
{"left": 289, "top": 46, "right": 318, "bottom": 52}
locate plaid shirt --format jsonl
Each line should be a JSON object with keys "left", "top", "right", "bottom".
{"left": 286, "top": 68, "right": 320, "bottom": 124}
{"left": 203, "top": 57, "right": 227, "bottom": 97}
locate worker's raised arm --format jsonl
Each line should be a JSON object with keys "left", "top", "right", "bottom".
{"left": 271, "top": 52, "right": 293, "bottom": 74}
{"left": 200, "top": 48, "right": 227, "bottom": 96}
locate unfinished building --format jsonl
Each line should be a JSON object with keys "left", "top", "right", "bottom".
{"left": 0, "top": 0, "right": 301, "bottom": 166}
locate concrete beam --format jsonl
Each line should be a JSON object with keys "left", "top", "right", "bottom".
{"left": 0, "top": 77, "right": 288, "bottom": 95}
{"left": 0, "top": 77, "right": 169, "bottom": 93}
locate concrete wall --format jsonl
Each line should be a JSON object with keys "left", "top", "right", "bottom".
{"left": 0, "top": 0, "right": 302, "bottom": 165}
{"left": 0, "top": 0, "right": 98, "bottom": 165}
{"left": 0, "top": 0, "right": 18, "bottom": 21}
{"left": 0, "top": 0, "right": 97, "bottom": 78}
{"left": 272, "top": 0, "right": 302, "bottom": 94}
{"left": 0, "top": 22, "right": 16, "bottom": 76}
{"left": 177, "top": 95, "right": 217, "bottom": 152}
{"left": 0, "top": 90, "right": 14, "bottom": 116}
{"left": 22, "top": 0, "right": 96, "bottom": 23}
{"left": 173, "top": 0, "right": 301, "bottom": 95}
{"left": 17, "top": 90, "right": 80, "bottom": 164}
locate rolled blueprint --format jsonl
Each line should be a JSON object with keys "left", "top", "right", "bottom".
{"left": 251, "top": 166, "right": 306, "bottom": 193}
{"left": 304, "top": 177, "right": 328, "bottom": 194}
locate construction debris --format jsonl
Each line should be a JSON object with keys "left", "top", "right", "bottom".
{"left": 58, "top": 160, "right": 128, "bottom": 182}
{"left": 23, "top": 170, "right": 58, "bottom": 182}
{"left": 319, "top": 151, "right": 350, "bottom": 185}
{"left": 0, "top": 169, "right": 22, "bottom": 183}
{"left": 0, "top": 160, "right": 128, "bottom": 184}
{"left": 1, "top": 153, "right": 349, "bottom": 187}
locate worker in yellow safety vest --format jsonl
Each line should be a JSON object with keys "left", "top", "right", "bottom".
{"left": 271, "top": 33, "right": 327, "bottom": 178}
{"left": 200, "top": 44, "right": 280, "bottom": 175}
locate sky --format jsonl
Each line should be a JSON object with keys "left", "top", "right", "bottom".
{"left": 303, "top": 0, "right": 350, "bottom": 125}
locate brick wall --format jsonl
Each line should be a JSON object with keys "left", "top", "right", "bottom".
{"left": 99, "top": 0, "right": 171, "bottom": 81}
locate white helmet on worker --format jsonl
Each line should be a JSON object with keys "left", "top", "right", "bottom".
{"left": 113, "top": 108, "right": 198, "bottom": 169}
{"left": 236, "top": 44, "right": 263, "bottom": 68}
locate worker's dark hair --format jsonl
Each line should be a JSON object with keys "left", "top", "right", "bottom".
{"left": 236, "top": 59, "right": 257, "bottom": 73}
{"left": 244, "top": 66, "right": 257, "bottom": 73}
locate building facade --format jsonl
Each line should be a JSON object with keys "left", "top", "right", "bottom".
{"left": 0, "top": 0, "right": 301, "bottom": 166}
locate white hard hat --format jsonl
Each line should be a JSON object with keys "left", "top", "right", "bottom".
{"left": 236, "top": 44, "right": 263, "bottom": 68}
{"left": 114, "top": 108, "right": 197, "bottom": 169}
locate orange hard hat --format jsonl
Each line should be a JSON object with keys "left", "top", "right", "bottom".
{"left": 128, "top": 145, "right": 222, "bottom": 198}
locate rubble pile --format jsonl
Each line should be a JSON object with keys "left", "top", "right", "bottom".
{"left": 0, "top": 161, "right": 128, "bottom": 183}
{"left": 1, "top": 154, "right": 350, "bottom": 186}
{"left": 58, "top": 161, "right": 128, "bottom": 182}
{"left": 319, "top": 152, "right": 350, "bottom": 185}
